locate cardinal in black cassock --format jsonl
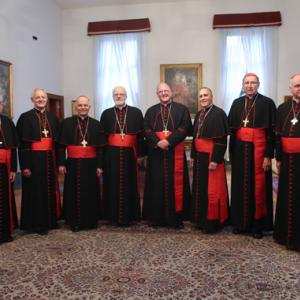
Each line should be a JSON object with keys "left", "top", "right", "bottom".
{"left": 58, "top": 96, "right": 102, "bottom": 232}
{"left": 17, "top": 88, "right": 61, "bottom": 235}
{"left": 190, "top": 87, "right": 229, "bottom": 233}
{"left": 143, "top": 82, "right": 192, "bottom": 228}
{"left": 99, "top": 86, "right": 145, "bottom": 226}
{"left": 228, "top": 73, "right": 276, "bottom": 238}
{"left": 0, "top": 105, "right": 19, "bottom": 244}
{"left": 274, "top": 74, "right": 300, "bottom": 251}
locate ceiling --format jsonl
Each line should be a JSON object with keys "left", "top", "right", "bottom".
{"left": 54, "top": 0, "right": 183, "bottom": 9}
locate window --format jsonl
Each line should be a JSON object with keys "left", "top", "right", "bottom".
{"left": 220, "top": 27, "right": 278, "bottom": 113}
{"left": 95, "top": 32, "right": 142, "bottom": 119}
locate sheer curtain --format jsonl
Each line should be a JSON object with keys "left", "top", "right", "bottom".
{"left": 220, "top": 26, "right": 278, "bottom": 113}
{"left": 94, "top": 32, "right": 142, "bottom": 119}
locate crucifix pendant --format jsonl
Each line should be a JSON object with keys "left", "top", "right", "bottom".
{"left": 120, "top": 132, "right": 125, "bottom": 141}
{"left": 42, "top": 128, "right": 49, "bottom": 137}
{"left": 163, "top": 128, "right": 169, "bottom": 136}
{"left": 291, "top": 117, "right": 298, "bottom": 126}
{"left": 242, "top": 118, "right": 249, "bottom": 127}
{"left": 81, "top": 139, "right": 88, "bottom": 147}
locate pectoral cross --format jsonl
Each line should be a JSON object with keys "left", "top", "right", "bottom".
{"left": 291, "top": 117, "right": 298, "bottom": 126}
{"left": 42, "top": 128, "right": 49, "bottom": 137}
{"left": 120, "top": 132, "right": 125, "bottom": 141}
{"left": 163, "top": 128, "right": 169, "bottom": 137}
{"left": 81, "top": 139, "right": 88, "bottom": 147}
{"left": 242, "top": 118, "right": 249, "bottom": 127}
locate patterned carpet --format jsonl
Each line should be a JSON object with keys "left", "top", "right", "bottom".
{"left": 1, "top": 222, "right": 300, "bottom": 300}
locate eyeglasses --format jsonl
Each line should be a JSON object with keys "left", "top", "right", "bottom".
{"left": 113, "top": 93, "right": 126, "bottom": 97}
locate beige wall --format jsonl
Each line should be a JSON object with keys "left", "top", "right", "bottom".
{"left": 1, "top": 0, "right": 299, "bottom": 120}
{"left": 62, "top": 0, "right": 300, "bottom": 117}
{"left": 0, "top": 0, "right": 63, "bottom": 121}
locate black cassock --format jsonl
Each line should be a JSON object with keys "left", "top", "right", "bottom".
{"left": 190, "top": 105, "right": 229, "bottom": 232}
{"left": 17, "top": 109, "right": 61, "bottom": 233}
{"left": 58, "top": 116, "right": 102, "bottom": 230}
{"left": 0, "top": 115, "right": 18, "bottom": 243}
{"left": 274, "top": 99, "right": 300, "bottom": 251}
{"left": 99, "top": 105, "right": 145, "bottom": 225}
{"left": 143, "top": 101, "right": 192, "bottom": 227}
{"left": 228, "top": 93, "right": 276, "bottom": 233}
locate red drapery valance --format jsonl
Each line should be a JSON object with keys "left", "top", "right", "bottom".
{"left": 87, "top": 18, "right": 150, "bottom": 35}
{"left": 213, "top": 11, "right": 281, "bottom": 29}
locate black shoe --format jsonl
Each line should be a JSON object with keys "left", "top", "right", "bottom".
{"left": 71, "top": 226, "right": 80, "bottom": 232}
{"left": 174, "top": 222, "right": 184, "bottom": 229}
{"left": 53, "top": 223, "right": 60, "bottom": 229}
{"left": 253, "top": 232, "right": 263, "bottom": 239}
{"left": 287, "top": 244, "right": 299, "bottom": 251}
{"left": 203, "top": 228, "right": 216, "bottom": 234}
{"left": 89, "top": 224, "right": 98, "bottom": 229}
{"left": 149, "top": 223, "right": 160, "bottom": 228}
{"left": 2, "top": 235, "right": 14, "bottom": 243}
{"left": 232, "top": 228, "right": 242, "bottom": 234}
{"left": 37, "top": 230, "right": 48, "bottom": 236}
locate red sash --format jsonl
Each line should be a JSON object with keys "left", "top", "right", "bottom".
{"left": 236, "top": 127, "right": 267, "bottom": 219}
{"left": 107, "top": 134, "right": 137, "bottom": 158}
{"left": 281, "top": 137, "right": 300, "bottom": 153}
{"left": 31, "top": 138, "right": 53, "bottom": 151}
{"left": 156, "top": 131, "right": 185, "bottom": 213}
{"left": 194, "top": 138, "right": 228, "bottom": 222}
{"left": 67, "top": 145, "right": 97, "bottom": 158}
{"left": 0, "top": 149, "right": 15, "bottom": 230}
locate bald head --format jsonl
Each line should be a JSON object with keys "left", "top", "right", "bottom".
{"left": 156, "top": 82, "right": 172, "bottom": 104}
{"left": 290, "top": 74, "right": 300, "bottom": 100}
{"left": 76, "top": 95, "right": 90, "bottom": 117}
{"left": 198, "top": 87, "right": 213, "bottom": 109}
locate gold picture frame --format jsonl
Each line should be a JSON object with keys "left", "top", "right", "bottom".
{"left": 0, "top": 60, "right": 13, "bottom": 117}
{"left": 160, "top": 63, "right": 202, "bottom": 117}
{"left": 284, "top": 95, "right": 292, "bottom": 102}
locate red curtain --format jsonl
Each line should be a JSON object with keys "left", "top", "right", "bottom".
{"left": 213, "top": 11, "right": 281, "bottom": 29}
{"left": 87, "top": 18, "right": 150, "bottom": 36}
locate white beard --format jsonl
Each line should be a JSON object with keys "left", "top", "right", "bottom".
{"left": 114, "top": 99, "right": 126, "bottom": 107}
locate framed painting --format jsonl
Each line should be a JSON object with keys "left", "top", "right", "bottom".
{"left": 160, "top": 63, "right": 202, "bottom": 117}
{"left": 0, "top": 60, "right": 13, "bottom": 117}
{"left": 71, "top": 100, "right": 77, "bottom": 115}
{"left": 284, "top": 95, "right": 292, "bottom": 102}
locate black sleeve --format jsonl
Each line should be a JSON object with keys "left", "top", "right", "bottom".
{"left": 265, "top": 128, "right": 275, "bottom": 158}
{"left": 144, "top": 110, "right": 161, "bottom": 149}
{"left": 57, "top": 144, "right": 66, "bottom": 166}
{"left": 136, "top": 109, "right": 146, "bottom": 157}
{"left": 229, "top": 128, "right": 236, "bottom": 162}
{"left": 167, "top": 108, "right": 192, "bottom": 147}
{"left": 17, "top": 141, "right": 32, "bottom": 170}
{"left": 275, "top": 134, "right": 282, "bottom": 161}
{"left": 10, "top": 149, "right": 17, "bottom": 172}
{"left": 97, "top": 146, "right": 104, "bottom": 168}
{"left": 211, "top": 136, "right": 227, "bottom": 164}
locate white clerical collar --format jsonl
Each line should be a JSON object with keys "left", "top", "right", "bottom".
{"left": 160, "top": 100, "right": 172, "bottom": 107}
{"left": 35, "top": 108, "right": 46, "bottom": 113}
{"left": 78, "top": 115, "right": 88, "bottom": 120}
{"left": 204, "top": 103, "right": 213, "bottom": 111}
